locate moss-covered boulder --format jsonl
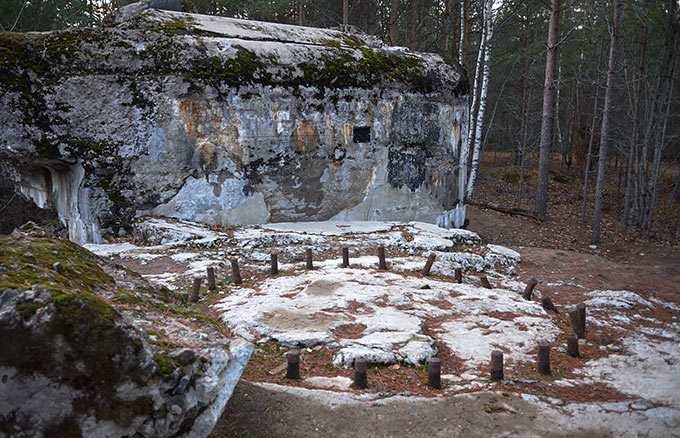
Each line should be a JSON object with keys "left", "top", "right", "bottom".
{"left": 0, "top": 223, "right": 252, "bottom": 437}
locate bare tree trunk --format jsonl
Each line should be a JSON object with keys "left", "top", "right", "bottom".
{"left": 343, "top": 0, "right": 349, "bottom": 30}
{"left": 623, "top": 24, "right": 647, "bottom": 233}
{"left": 390, "top": 0, "right": 399, "bottom": 45}
{"left": 466, "top": 0, "right": 494, "bottom": 197}
{"left": 517, "top": 88, "right": 532, "bottom": 209}
{"left": 459, "top": 0, "right": 469, "bottom": 64}
{"left": 408, "top": 0, "right": 418, "bottom": 50}
{"left": 360, "top": 0, "right": 369, "bottom": 32}
{"left": 591, "top": 1, "right": 622, "bottom": 245}
{"left": 645, "top": 53, "right": 678, "bottom": 238}
{"left": 453, "top": 0, "right": 460, "bottom": 59}
{"left": 298, "top": 2, "right": 305, "bottom": 26}
{"left": 580, "top": 80, "right": 599, "bottom": 222}
{"left": 664, "top": 167, "right": 680, "bottom": 229}
{"left": 535, "top": 0, "right": 561, "bottom": 219}
{"left": 642, "top": 0, "right": 678, "bottom": 238}
{"left": 515, "top": 3, "right": 530, "bottom": 166}
{"left": 442, "top": 0, "right": 452, "bottom": 55}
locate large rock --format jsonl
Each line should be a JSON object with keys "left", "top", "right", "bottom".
{"left": 0, "top": 223, "right": 252, "bottom": 437}
{"left": 0, "top": 10, "right": 469, "bottom": 244}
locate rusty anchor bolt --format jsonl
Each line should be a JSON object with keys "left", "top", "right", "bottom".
{"left": 577, "top": 302, "right": 587, "bottom": 339}
{"left": 480, "top": 275, "right": 492, "bottom": 289}
{"left": 422, "top": 253, "right": 436, "bottom": 276}
{"left": 378, "top": 246, "right": 387, "bottom": 270}
{"left": 286, "top": 350, "right": 300, "bottom": 379}
{"left": 190, "top": 276, "right": 202, "bottom": 303}
{"left": 206, "top": 266, "right": 216, "bottom": 290}
{"left": 270, "top": 252, "right": 279, "bottom": 275}
{"left": 569, "top": 304, "right": 586, "bottom": 339}
{"left": 454, "top": 267, "right": 463, "bottom": 283}
{"left": 537, "top": 341, "right": 551, "bottom": 375}
{"left": 490, "top": 350, "right": 504, "bottom": 381}
{"left": 354, "top": 357, "right": 367, "bottom": 389}
{"left": 428, "top": 358, "right": 442, "bottom": 389}
{"left": 523, "top": 278, "right": 538, "bottom": 300}
{"left": 567, "top": 334, "right": 580, "bottom": 357}
{"left": 305, "top": 248, "right": 314, "bottom": 270}
{"left": 230, "top": 258, "right": 242, "bottom": 285}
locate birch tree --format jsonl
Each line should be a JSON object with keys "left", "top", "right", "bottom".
{"left": 466, "top": 0, "right": 495, "bottom": 197}
{"left": 534, "top": 0, "right": 560, "bottom": 219}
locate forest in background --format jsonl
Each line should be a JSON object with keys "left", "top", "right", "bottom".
{"left": 1, "top": 0, "right": 678, "bottom": 242}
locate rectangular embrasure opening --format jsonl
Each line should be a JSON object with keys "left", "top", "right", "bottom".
{"left": 353, "top": 126, "right": 370, "bottom": 143}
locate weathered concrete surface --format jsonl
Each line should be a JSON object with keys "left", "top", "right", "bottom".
{"left": 215, "top": 268, "right": 559, "bottom": 368}
{"left": 82, "top": 218, "right": 680, "bottom": 436}
{"left": 0, "top": 10, "right": 469, "bottom": 243}
{"left": 0, "top": 223, "right": 252, "bottom": 437}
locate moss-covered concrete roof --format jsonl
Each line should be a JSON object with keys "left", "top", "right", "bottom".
{"left": 0, "top": 9, "right": 468, "bottom": 99}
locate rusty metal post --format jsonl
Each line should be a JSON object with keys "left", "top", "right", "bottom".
{"left": 490, "top": 350, "right": 504, "bottom": 381}
{"left": 341, "top": 247, "right": 349, "bottom": 268}
{"left": 567, "top": 334, "right": 579, "bottom": 357}
{"left": 523, "top": 278, "right": 538, "bottom": 300}
{"left": 577, "top": 302, "right": 586, "bottom": 339}
{"left": 454, "top": 267, "right": 463, "bottom": 283}
{"left": 270, "top": 252, "right": 279, "bottom": 275}
{"left": 286, "top": 350, "right": 300, "bottom": 379}
{"left": 230, "top": 258, "right": 242, "bottom": 285}
{"left": 569, "top": 306, "right": 584, "bottom": 339}
{"left": 354, "top": 357, "right": 367, "bottom": 389}
{"left": 206, "top": 266, "right": 216, "bottom": 290}
{"left": 422, "top": 253, "right": 436, "bottom": 276}
{"left": 428, "top": 358, "right": 441, "bottom": 389}
{"left": 537, "top": 341, "right": 551, "bottom": 375}
{"left": 190, "top": 276, "right": 201, "bottom": 302}
{"left": 480, "top": 275, "right": 492, "bottom": 289}
{"left": 541, "top": 296, "right": 557, "bottom": 312}
{"left": 306, "top": 248, "right": 313, "bottom": 269}
{"left": 378, "top": 246, "right": 387, "bottom": 270}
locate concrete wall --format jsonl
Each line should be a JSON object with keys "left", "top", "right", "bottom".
{"left": 0, "top": 10, "right": 469, "bottom": 243}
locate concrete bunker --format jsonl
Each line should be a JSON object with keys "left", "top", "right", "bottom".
{"left": 0, "top": 9, "right": 469, "bottom": 243}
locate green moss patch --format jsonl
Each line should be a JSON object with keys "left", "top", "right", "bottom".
{"left": 0, "top": 226, "right": 115, "bottom": 292}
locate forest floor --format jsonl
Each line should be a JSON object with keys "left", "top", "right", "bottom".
{"left": 92, "top": 156, "right": 679, "bottom": 437}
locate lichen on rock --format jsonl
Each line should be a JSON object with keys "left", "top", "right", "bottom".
{"left": 0, "top": 223, "right": 252, "bottom": 437}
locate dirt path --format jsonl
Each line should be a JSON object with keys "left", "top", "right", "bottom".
{"left": 214, "top": 381, "right": 617, "bottom": 438}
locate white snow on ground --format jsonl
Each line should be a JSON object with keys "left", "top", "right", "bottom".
{"left": 303, "top": 376, "right": 353, "bottom": 391}
{"left": 541, "top": 397, "right": 680, "bottom": 437}
{"left": 485, "top": 244, "right": 521, "bottom": 265}
{"left": 584, "top": 290, "right": 654, "bottom": 309}
{"left": 408, "top": 221, "right": 481, "bottom": 244}
{"left": 649, "top": 296, "right": 680, "bottom": 312}
{"left": 261, "top": 221, "right": 394, "bottom": 235}
{"left": 134, "top": 217, "right": 230, "bottom": 246}
{"left": 84, "top": 242, "right": 139, "bottom": 256}
{"left": 215, "top": 266, "right": 556, "bottom": 369}
{"left": 577, "top": 336, "right": 680, "bottom": 407}
{"left": 438, "top": 314, "right": 559, "bottom": 367}
{"left": 236, "top": 221, "right": 482, "bottom": 254}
